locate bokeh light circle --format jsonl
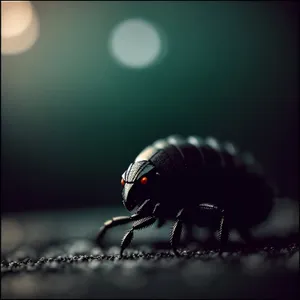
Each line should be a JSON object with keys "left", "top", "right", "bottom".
{"left": 1, "top": 1, "right": 33, "bottom": 38}
{"left": 109, "top": 18, "right": 164, "bottom": 69}
{"left": 1, "top": 1, "right": 40, "bottom": 55}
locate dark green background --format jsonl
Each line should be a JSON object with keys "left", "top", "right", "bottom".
{"left": 1, "top": 1, "right": 299, "bottom": 213}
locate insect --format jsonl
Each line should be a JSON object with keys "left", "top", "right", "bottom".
{"left": 96, "top": 135, "right": 275, "bottom": 256}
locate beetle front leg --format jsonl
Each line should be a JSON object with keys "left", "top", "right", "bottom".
{"left": 96, "top": 214, "right": 141, "bottom": 245}
{"left": 136, "top": 199, "right": 153, "bottom": 215}
{"left": 120, "top": 216, "right": 157, "bottom": 256}
{"left": 96, "top": 199, "right": 153, "bottom": 245}
{"left": 151, "top": 203, "right": 167, "bottom": 228}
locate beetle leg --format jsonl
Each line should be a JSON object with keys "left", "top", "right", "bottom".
{"left": 170, "top": 208, "right": 185, "bottom": 257}
{"left": 96, "top": 199, "right": 154, "bottom": 245}
{"left": 218, "top": 215, "right": 229, "bottom": 255}
{"left": 151, "top": 203, "right": 166, "bottom": 227}
{"left": 198, "top": 203, "right": 222, "bottom": 213}
{"left": 136, "top": 199, "right": 152, "bottom": 215}
{"left": 171, "top": 221, "right": 182, "bottom": 257}
{"left": 152, "top": 203, "right": 161, "bottom": 216}
{"left": 198, "top": 203, "right": 224, "bottom": 246}
{"left": 120, "top": 216, "right": 157, "bottom": 256}
{"left": 96, "top": 213, "right": 141, "bottom": 245}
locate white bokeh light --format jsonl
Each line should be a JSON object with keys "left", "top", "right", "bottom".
{"left": 109, "top": 18, "right": 165, "bottom": 69}
{"left": 1, "top": 1, "right": 33, "bottom": 38}
{"left": 1, "top": 1, "right": 39, "bottom": 55}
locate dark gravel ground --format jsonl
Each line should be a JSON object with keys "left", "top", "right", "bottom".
{"left": 1, "top": 198, "right": 299, "bottom": 299}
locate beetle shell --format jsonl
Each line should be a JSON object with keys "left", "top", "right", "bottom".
{"left": 131, "top": 135, "right": 274, "bottom": 228}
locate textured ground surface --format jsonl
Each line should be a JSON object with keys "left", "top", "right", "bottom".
{"left": 1, "top": 198, "right": 299, "bottom": 299}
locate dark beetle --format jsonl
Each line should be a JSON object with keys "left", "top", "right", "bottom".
{"left": 96, "top": 135, "right": 275, "bottom": 256}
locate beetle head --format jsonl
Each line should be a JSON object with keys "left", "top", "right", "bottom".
{"left": 121, "top": 160, "right": 159, "bottom": 212}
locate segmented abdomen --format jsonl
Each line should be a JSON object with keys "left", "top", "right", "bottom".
{"left": 135, "top": 135, "right": 274, "bottom": 226}
{"left": 135, "top": 134, "right": 259, "bottom": 178}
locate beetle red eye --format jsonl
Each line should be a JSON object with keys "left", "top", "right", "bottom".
{"left": 121, "top": 178, "right": 125, "bottom": 186}
{"left": 140, "top": 177, "right": 148, "bottom": 185}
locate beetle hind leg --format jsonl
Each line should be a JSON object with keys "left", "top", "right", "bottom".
{"left": 218, "top": 215, "right": 229, "bottom": 255}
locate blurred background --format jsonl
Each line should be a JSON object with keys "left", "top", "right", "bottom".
{"left": 1, "top": 2, "right": 299, "bottom": 299}
{"left": 1, "top": 0, "right": 299, "bottom": 214}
